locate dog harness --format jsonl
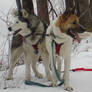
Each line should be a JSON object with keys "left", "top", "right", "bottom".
{"left": 32, "top": 44, "right": 38, "bottom": 54}
{"left": 12, "top": 34, "right": 23, "bottom": 48}
{"left": 55, "top": 43, "right": 63, "bottom": 55}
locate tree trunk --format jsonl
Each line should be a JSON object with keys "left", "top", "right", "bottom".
{"left": 74, "top": 0, "right": 80, "bottom": 16}
{"left": 22, "top": 0, "right": 34, "bottom": 14}
{"left": 16, "top": 0, "right": 22, "bottom": 11}
{"left": 65, "top": 0, "right": 92, "bottom": 28}
{"left": 79, "top": 0, "right": 92, "bottom": 28}
{"left": 65, "top": 0, "right": 74, "bottom": 9}
{"left": 36, "top": 0, "right": 50, "bottom": 24}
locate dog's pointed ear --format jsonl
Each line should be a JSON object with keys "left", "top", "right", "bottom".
{"left": 61, "top": 8, "right": 71, "bottom": 22}
{"left": 63, "top": 7, "right": 75, "bottom": 16}
{"left": 11, "top": 9, "right": 18, "bottom": 17}
{"left": 63, "top": 8, "right": 70, "bottom": 16}
{"left": 21, "top": 9, "right": 29, "bottom": 19}
{"left": 62, "top": 7, "right": 76, "bottom": 22}
{"left": 70, "top": 7, "right": 75, "bottom": 14}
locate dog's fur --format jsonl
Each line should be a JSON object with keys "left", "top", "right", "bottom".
{"left": 6, "top": 20, "right": 44, "bottom": 80}
{"left": 6, "top": 8, "right": 92, "bottom": 91}
{"left": 6, "top": 13, "right": 53, "bottom": 84}
{"left": 46, "top": 7, "right": 86, "bottom": 91}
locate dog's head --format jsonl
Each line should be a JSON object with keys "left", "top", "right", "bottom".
{"left": 8, "top": 18, "right": 30, "bottom": 36}
{"left": 56, "top": 7, "right": 86, "bottom": 42}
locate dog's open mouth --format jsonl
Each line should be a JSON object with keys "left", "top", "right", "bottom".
{"left": 66, "top": 29, "right": 81, "bottom": 43}
{"left": 70, "top": 30, "right": 81, "bottom": 43}
{"left": 13, "top": 28, "right": 22, "bottom": 35}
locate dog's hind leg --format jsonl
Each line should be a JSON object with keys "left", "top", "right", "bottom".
{"left": 6, "top": 47, "right": 23, "bottom": 80}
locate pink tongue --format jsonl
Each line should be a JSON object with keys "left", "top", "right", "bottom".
{"left": 72, "top": 32, "right": 81, "bottom": 43}
{"left": 75, "top": 34, "right": 81, "bottom": 43}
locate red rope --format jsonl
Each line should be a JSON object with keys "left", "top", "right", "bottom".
{"left": 72, "top": 68, "right": 92, "bottom": 72}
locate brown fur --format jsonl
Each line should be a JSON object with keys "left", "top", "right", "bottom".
{"left": 46, "top": 7, "right": 86, "bottom": 91}
{"left": 55, "top": 12, "right": 80, "bottom": 33}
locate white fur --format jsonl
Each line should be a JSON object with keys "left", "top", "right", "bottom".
{"left": 46, "top": 20, "right": 92, "bottom": 91}
{"left": 46, "top": 20, "right": 73, "bottom": 90}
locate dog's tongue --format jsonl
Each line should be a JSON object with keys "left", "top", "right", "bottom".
{"left": 74, "top": 33, "right": 81, "bottom": 43}
{"left": 72, "top": 32, "right": 81, "bottom": 43}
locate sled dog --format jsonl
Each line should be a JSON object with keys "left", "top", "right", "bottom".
{"left": 6, "top": 19, "right": 44, "bottom": 81}
{"left": 46, "top": 7, "right": 86, "bottom": 91}
{"left": 6, "top": 9, "right": 53, "bottom": 84}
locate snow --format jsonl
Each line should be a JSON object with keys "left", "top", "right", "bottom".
{"left": 0, "top": 0, "right": 92, "bottom": 92}
{"left": 0, "top": 39, "right": 92, "bottom": 92}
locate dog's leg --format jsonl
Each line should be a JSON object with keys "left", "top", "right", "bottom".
{"left": 41, "top": 54, "right": 53, "bottom": 82}
{"left": 61, "top": 38, "right": 73, "bottom": 91}
{"left": 46, "top": 37, "right": 57, "bottom": 86}
{"left": 31, "top": 54, "right": 43, "bottom": 79}
{"left": 6, "top": 47, "right": 23, "bottom": 80}
{"left": 24, "top": 44, "right": 31, "bottom": 81}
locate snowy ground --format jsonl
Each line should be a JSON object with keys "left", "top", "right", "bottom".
{"left": 0, "top": 38, "right": 92, "bottom": 92}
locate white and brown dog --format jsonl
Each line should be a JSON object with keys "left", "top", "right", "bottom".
{"left": 46, "top": 7, "right": 86, "bottom": 90}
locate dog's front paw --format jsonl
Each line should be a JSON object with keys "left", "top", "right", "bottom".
{"left": 35, "top": 73, "right": 43, "bottom": 79}
{"left": 5, "top": 74, "right": 13, "bottom": 80}
{"left": 49, "top": 83, "right": 57, "bottom": 87}
{"left": 25, "top": 76, "right": 31, "bottom": 81}
{"left": 5, "top": 76, "right": 13, "bottom": 80}
{"left": 47, "top": 75, "right": 53, "bottom": 82}
{"left": 64, "top": 86, "right": 73, "bottom": 91}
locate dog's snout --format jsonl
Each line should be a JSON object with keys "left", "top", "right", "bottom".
{"left": 8, "top": 27, "right": 12, "bottom": 31}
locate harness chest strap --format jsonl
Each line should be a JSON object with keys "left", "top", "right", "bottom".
{"left": 55, "top": 42, "right": 63, "bottom": 55}
{"left": 32, "top": 44, "right": 38, "bottom": 54}
{"left": 12, "top": 34, "right": 23, "bottom": 48}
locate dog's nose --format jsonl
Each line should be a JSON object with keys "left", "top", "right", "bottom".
{"left": 8, "top": 27, "right": 12, "bottom": 31}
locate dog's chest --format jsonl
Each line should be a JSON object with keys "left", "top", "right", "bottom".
{"left": 12, "top": 34, "right": 23, "bottom": 48}
{"left": 55, "top": 42, "right": 63, "bottom": 55}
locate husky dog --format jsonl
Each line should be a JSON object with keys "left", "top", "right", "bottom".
{"left": 6, "top": 19, "right": 44, "bottom": 81}
{"left": 6, "top": 10, "right": 53, "bottom": 84}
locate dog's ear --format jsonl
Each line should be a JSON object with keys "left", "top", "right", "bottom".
{"left": 21, "top": 9, "right": 29, "bottom": 19}
{"left": 63, "top": 7, "right": 75, "bottom": 16}
{"left": 70, "top": 7, "right": 75, "bottom": 14}
{"left": 11, "top": 9, "right": 18, "bottom": 17}
{"left": 62, "top": 7, "right": 75, "bottom": 22}
{"left": 61, "top": 8, "right": 71, "bottom": 22}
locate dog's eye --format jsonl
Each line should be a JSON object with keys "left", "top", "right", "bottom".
{"left": 72, "top": 21, "right": 76, "bottom": 24}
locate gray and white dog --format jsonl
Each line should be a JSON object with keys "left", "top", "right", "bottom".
{"left": 6, "top": 9, "right": 53, "bottom": 84}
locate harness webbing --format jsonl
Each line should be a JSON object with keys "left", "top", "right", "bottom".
{"left": 51, "top": 40, "right": 64, "bottom": 83}
{"left": 24, "top": 31, "right": 64, "bottom": 87}
{"left": 25, "top": 80, "right": 64, "bottom": 87}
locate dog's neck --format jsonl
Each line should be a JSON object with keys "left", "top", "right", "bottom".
{"left": 55, "top": 16, "right": 65, "bottom": 33}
